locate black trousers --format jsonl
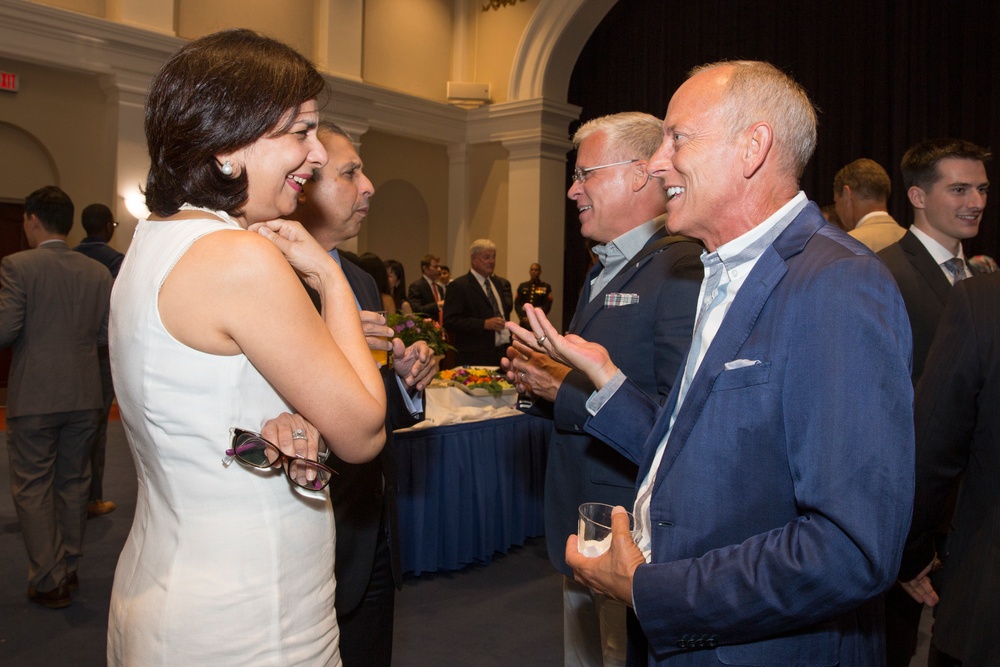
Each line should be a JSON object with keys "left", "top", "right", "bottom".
{"left": 337, "top": 514, "right": 396, "bottom": 667}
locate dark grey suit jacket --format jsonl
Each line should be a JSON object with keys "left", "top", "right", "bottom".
{"left": 0, "top": 241, "right": 112, "bottom": 418}
{"left": 321, "top": 258, "right": 420, "bottom": 616}
{"left": 442, "top": 271, "right": 513, "bottom": 366}
{"left": 900, "top": 272, "right": 1000, "bottom": 664}
{"left": 406, "top": 277, "right": 444, "bottom": 321}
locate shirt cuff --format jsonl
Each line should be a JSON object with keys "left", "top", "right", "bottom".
{"left": 395, "top": 374, "right": 424, "bottom": 416}
{"left": 585, "top": 369, "right": 626, "bottom": 416}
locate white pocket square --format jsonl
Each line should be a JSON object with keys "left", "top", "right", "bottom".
{"left": 724, "top": 359, "right": 761, "bottom": 371}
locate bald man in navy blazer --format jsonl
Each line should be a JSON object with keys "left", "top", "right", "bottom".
{"left": 516, "top": 62, "right": 914, "bottom": 666}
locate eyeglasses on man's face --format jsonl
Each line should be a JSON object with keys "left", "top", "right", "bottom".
{"left": 572, "top": 158, "right": 640, "bottom": 184}
{"left": 223, "top": 428, "right": 336, "bottom": 491}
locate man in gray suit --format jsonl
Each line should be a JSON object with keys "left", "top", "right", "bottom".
{"left": 0, "top": 186, "right": 112, "bottom": 608}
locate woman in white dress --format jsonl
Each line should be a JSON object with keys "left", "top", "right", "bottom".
{"left": 107, "top": 30, "right": 386, "bottom": 666}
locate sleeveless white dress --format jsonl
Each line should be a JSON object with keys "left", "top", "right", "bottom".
{"left": 107, "top": 212, "right": 339, "bottom": 666}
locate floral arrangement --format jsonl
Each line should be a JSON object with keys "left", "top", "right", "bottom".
{"left": 386, "top": 312, "right": 454, "bottom": 356}
{"left": 437, "top": 366, "right": 513, "bottom": 397}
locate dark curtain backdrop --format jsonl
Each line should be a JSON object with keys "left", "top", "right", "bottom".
{"left": 562, "top": 0, "right": 1000, "bottom": 325}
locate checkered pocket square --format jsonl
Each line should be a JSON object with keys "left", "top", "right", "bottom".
{"left": 604, "top": 292, "right": 639, "bottom": 307}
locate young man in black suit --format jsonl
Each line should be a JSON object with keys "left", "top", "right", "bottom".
{"left": 878, "top": 138, "right": 991, "bottom": 667}
{"left": 878, "top": 139, "right": 991, "bottom": 385}
{"left": 406, "top": 254, "right": 445, "bottom": 323}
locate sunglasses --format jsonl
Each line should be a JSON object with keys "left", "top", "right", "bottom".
{"left": 224, "top": 428, "right": 336, "bottom": 491}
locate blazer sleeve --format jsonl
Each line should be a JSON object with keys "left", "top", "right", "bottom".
{"left": 499, "top": 278, "right": 514, "bottom": 320}
{"left": 900, "top": 280, "right": 980, "bottom": 579}
{"left": 583, "top": 378, "right": 662, "bottom": 466}
{"left": 0, "top": 257, "right": 26, "bottom": 348}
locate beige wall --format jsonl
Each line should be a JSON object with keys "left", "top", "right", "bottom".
{"left": 467, "top": 0, "right": 539, "bottom": 103}
{"left": 464, "top": 142, "right": 509, "bottom": 276}
{"left": 176, "top": 0, "right": 316, "bottom": 57}
{"left": 0, "top": 57, "right": 115, "bottom": 247}
{"left": 357, "top": 129, "right": 450, "bottom": 282}
{"left": 29, "top": 0, "right": 104, "bottom": 18}
{"left": 363, "top": 0, "right": 453, "bottom": 101}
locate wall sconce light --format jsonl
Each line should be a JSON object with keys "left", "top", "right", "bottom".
{"left": 124, "top": 191, "right": 150, "bottom": 220}
{"left": 482, "top": 0, "right": 525, "bottom": 11}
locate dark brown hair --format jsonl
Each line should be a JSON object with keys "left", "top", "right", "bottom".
{"left": 25, "top": 186, "right": 74, "bottom": 235}
{"left": 901, "top": 138, "right": 992, "bottom": 191}
{"left": 144, "top": 29, "right": 326, "bottom": 217}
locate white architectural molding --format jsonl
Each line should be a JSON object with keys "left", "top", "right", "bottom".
{"left": 508, "top": 0, "right": 617, "bottom": 101}
{"left": 0, "top": 0, "right": 182, "bottom": 79}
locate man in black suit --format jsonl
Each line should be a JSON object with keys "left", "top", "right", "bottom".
{"left": 73, "top": 203, "right": 124, "bottom": 519}
{"left": 443, "top": 239, "right": 513, "bottom": 366}
{"left": 878, "top": 138, "right": 991, "bottom": 667}
{"left": 406, "top": 254, "right": 445, "bottom": 323}
{"left": 292, "top": 122, "right": 437, "bottom": 666}
{"left": 879, "top": 138, "right": 991, "bottom": 385}
{"left": 899, "top": 272, "right": 1000, "bottom": 666}
{"left": 503, "top": 112, "right": 702, "bottom": 666}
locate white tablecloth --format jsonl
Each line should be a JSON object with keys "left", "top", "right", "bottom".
{"left": 406, "top": 382, "right": 519, "bottom": 429}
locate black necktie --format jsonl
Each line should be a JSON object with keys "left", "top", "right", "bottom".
{"left": 483, "top": 279, "right": 502, "bottom": 317}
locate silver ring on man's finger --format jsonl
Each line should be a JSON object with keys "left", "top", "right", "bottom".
{"left": 519, "top": 371, "right": 526, "bottom": 382}
{"left": 536, "top": 335, "right": 547, "bottom": 345}
{"left": 291, "top": 429, "right": 308, "bottom": 440}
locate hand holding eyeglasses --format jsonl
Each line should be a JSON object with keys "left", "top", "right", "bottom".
{"left": 226, "top": 419, "right": 336, "bottom": 492}
{"left": 261, "top": 411, "right": 320, "bottom": 462}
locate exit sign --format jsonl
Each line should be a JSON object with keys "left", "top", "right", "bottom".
{"left": 1, "top": 71, "right": 18, "bottom": 92}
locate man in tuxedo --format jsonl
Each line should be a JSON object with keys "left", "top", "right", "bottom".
{"left": 407, "top": 254, "right": 445, "bottom": 323}
{"left": 503, "top": 112, "right": 702, "bottom": 666}
{"left": 515, "top": 61, "right": 914, "bottom": 665}
{"left": 443, "top": 239, "right": 513, "bottom": 366}
{"left": 292, "top": 122, "right": 437, "bottom": 666}
{"left": 832, "top": 158, "right": 906, "bottom": 252}
{"left": 878, "top": 138, "right": 991, "bottom": 667}
{"left": 899, "top": 272, "right": 1000, "bottom": 666}
{"left": 879, "top": 138, "right": 991, "bottom": 385}
{"left": 0, "top": 186, "right": 112, "bottom": 608}
{"left": 73, "top": 203, "right": 124, "bottom": 519}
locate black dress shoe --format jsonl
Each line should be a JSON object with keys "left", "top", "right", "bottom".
{"left": 67, "top": 571, "right": 79, "bottom": 592}
{"left": 27, "top": 582, "right": 71, "bottom": 609}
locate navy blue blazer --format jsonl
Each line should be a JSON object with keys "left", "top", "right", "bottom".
{"left": 542, "top": 230, "right": 702, "bottom": 576}
{"left": 587, "top": 203, "right": 915, "bottom": 665}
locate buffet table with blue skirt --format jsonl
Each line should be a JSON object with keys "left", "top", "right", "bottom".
{"left": 394, "top": 411, "right": 550, "bottom": 576}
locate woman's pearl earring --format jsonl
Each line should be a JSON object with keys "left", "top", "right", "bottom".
{"left": 220, "top": 161, "right": 233, "bottom": 176}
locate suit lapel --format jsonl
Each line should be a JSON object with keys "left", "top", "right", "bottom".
{"left": 901, "top": 232, "right": 951, "bottom": 304}
{"left": 643, "top": 208, "right": 821, "bottom": 483}
{"left": 340, "top": 259, "right": 379, "bottom": 311}
{"left": 570, "top": 230, "right": 692, "bottom": 335}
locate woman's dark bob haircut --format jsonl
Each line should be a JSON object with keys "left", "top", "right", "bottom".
{"left": 144, "top": 29, "right": 326, "bottom": 217}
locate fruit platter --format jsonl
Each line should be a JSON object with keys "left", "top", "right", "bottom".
{"left": 436, "top": 366, "right": 515, "bottom": 397}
